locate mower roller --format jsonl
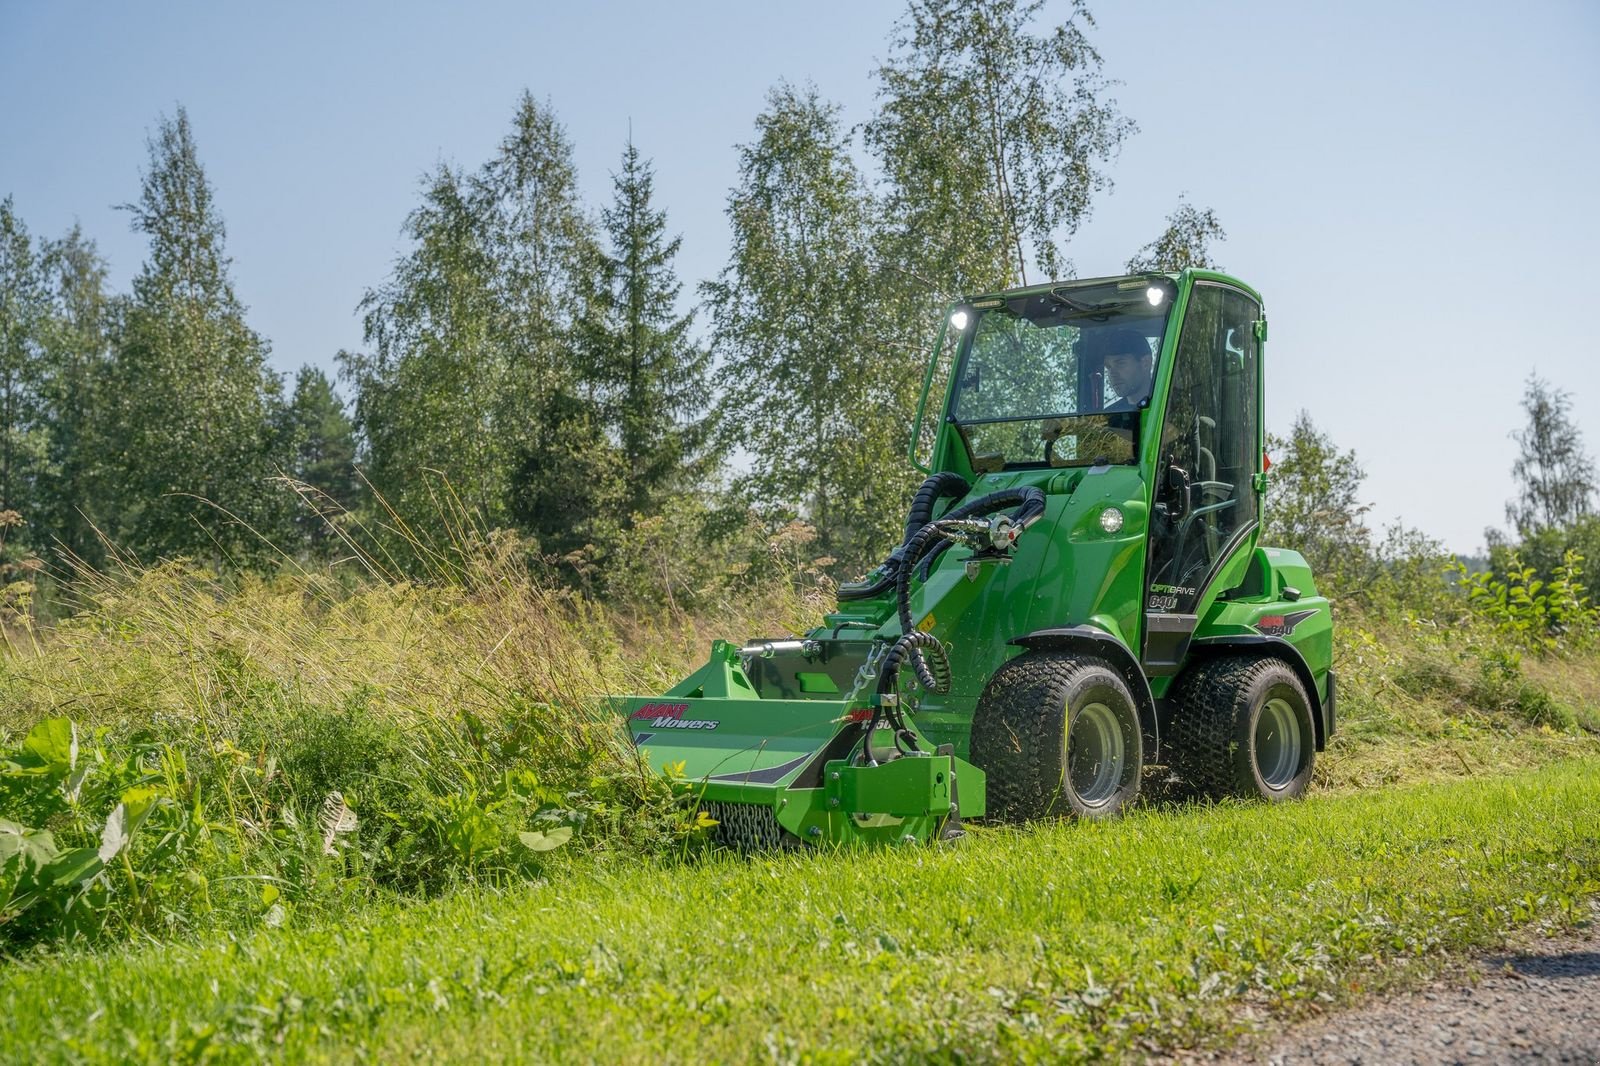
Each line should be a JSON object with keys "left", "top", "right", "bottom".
{"left": 617, "top": 270, "right": 1334, "bottom": 848}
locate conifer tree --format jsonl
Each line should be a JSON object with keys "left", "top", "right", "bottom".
{"left": 586, "top": 139, "right": 713, "bottom": 521}
{"left": 282, "top": 365, "right": 359, "bottom": 549}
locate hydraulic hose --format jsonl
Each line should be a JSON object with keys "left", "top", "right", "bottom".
{"left": 916, "top": 485, "right": 1048, "bottom": 580}
{"left": 860, "top": 629, "right": 950, "bottom": 762}
{"left": 836, "top": 472, "right": 972, "bottom": 602}
{"left": 903, "top": 471, "right": 972, "bottom": 545}
{"left": 896, "top": 487, "right": 1047, "bottom": 688}
{"left": 877, "top": 629, "right": 950, "bottom": 697}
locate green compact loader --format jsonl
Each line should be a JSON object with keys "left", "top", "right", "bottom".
{"left": 618, "top": 270, "right": 1334, "bottom": 848}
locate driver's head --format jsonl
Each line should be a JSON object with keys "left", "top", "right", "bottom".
{"left": 1103, "top": 329, "right": 1153, "bottom": 405}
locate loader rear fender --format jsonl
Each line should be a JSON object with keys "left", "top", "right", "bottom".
{"left": 1184, "top": 636, "right": 1328, "bottom": 750}
{"left": 1007, "top": 626, "right": 1159, "bottom": 762}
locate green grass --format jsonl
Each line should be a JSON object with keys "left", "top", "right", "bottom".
{"left": 5, "top": 758, "right": 1597, "bottom": 1064}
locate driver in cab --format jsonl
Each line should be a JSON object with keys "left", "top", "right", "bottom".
{"left": 1042, "top": 326, "right": 1158, "bottom": 465}
{"left": 1102, "top": 328, "right": 1154, "bottom": 411}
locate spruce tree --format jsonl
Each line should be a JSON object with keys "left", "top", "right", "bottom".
{"left": 588, "top": 139, "right": 713, "bottom": 521}
{"left": 282, "top": 365, "right": 359, "bottom": 549}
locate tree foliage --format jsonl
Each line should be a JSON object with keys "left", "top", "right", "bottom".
{"left": 0, "top": 202, "right": 116, "bottom": 579}
{"left": 345, "top": 94, "right": 615, "bottom": 556}
{"left": 1126, "top": 199, "right": 1227, "bottom": 273}
{"left": 867, "top": 0, "right": 1135, "bottom": 294}
{"left": 1505, "top": 373, "right": 1595, "bottom": 537}
{"left": 281, "top": 366, "right": 359, "bottom": 547}
{"left": 1263, "top": 411, "right": 1373, "bottom": 592}
{"left": 101, "top": 108, "right": 291, "bottom": 563}
{"left": 0, "top": 199, "right": 49, "bottom": 532}
{"left": 707, "top": 85, "right": 921, "bottom": 572}
{"left": 344, "top": 165, "right": 511, "bottom": 533}
{"left": 584, "top": 139, "right": 713, "bottom": 521}
{"left": 0, "top": 7, "right": 1259, "bottom": 605}
{"left": 35, "top": 225, "right": 113, "bottom": 566}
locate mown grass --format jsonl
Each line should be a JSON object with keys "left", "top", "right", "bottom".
{"left": 2, "top": 760, "right": 1597, "bottom": 1064}
{"left": 1313, "top": 613, "right": 1600, "bottom": 791}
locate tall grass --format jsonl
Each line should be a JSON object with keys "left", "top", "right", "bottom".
{"left": 0, "top": 507, "right": 831, "bottom": 949}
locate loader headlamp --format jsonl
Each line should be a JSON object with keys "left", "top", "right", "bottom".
{"left": 1099, "top": 507, "right": 1124, "bottom": 533}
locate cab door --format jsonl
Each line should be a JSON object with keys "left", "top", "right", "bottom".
{"left": 1142, "top": 282, "right": 1263, "bottom": 673}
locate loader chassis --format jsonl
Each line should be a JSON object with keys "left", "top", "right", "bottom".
{"left": 616, "top": 270, "right": 1334, "bottom": 848}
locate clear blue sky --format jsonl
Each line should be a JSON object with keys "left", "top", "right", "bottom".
{"left": 2, "top": 0, "right": 1596, "bottom": 554}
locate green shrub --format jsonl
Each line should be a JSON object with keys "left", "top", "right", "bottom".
{"left": 1454, "top": 550, "right": 1598, "bottom": 651}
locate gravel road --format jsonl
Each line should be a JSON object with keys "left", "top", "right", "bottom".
{"left": 1228, "top": 911, "right": 1600, "bottom": 1065}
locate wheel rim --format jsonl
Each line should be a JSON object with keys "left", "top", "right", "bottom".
{"left": 1256, "top": 697, "right": 1303, "bottom": 790}
{"left": 1067, "top": 701, "right": 1126, "bottom": 807}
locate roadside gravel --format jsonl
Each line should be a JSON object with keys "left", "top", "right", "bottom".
{"left": 1230, "top": 906, "right": 1600, "bottom": 1065}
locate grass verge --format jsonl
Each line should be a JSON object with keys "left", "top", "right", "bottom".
{"left": 4, "top": 758, "right": 1597, "bottom": 1064}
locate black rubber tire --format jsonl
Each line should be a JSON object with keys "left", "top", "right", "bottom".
{"left": 1168, "top": 656, "right": 1316, "bottom": 802}
{"left": 970, "top": 652, "right": 1143, "bottom": 823}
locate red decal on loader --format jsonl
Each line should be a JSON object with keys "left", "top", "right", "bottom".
{"left": 1254, "top": 609, "right": 1317, "bottom": 638}
{"left": 628, "top": 701, "right": 720, "bottom": 731}
{"left": 630, "top": 702, "right": 689, "bottom": 720}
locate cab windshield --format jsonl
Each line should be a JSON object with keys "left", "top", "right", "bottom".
{"left": 948, "top": 277, "right": 1176, "bottom": 469}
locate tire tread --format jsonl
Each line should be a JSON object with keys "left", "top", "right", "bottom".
{"left": 971, "top": 652, "right": 1139, "bottom": 821}
{"left": 1168, "top": 655, "right": 1312, "bottom": 800}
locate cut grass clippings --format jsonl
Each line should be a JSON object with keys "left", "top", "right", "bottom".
{"left": 4, "top": 758, "right": 1597, "bottom": 1064}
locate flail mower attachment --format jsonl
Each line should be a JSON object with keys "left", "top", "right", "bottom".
{"left": 617, "top": 632, "right": 986, "bottom": 850}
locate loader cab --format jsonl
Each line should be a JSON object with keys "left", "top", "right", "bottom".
{"left": 920, "top": 270, "right": 1266, "bottom": 659}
